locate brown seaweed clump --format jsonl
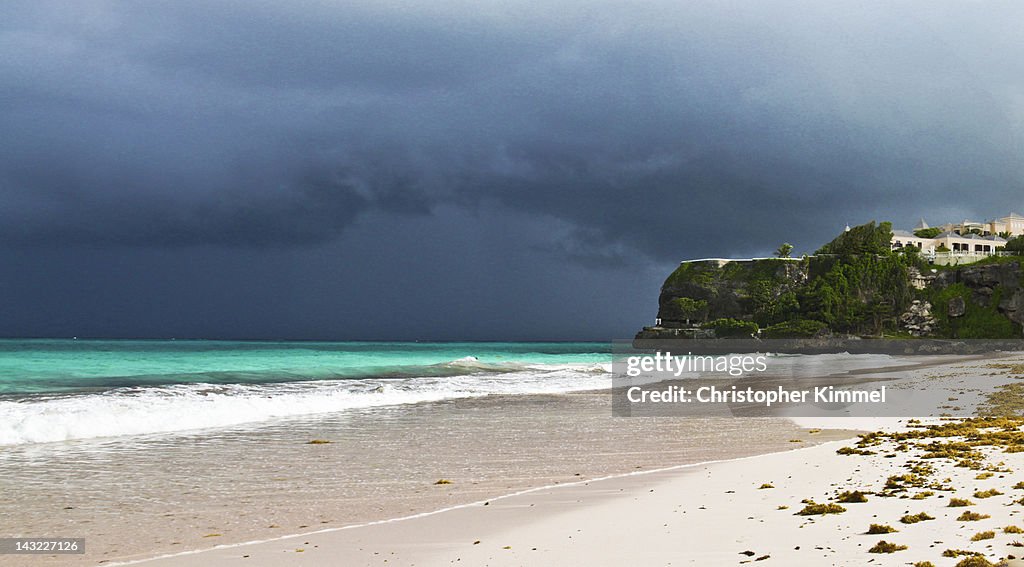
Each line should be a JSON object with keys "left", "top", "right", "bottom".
{"left": 900, "top": 512, "right": 935, "bottom": 524}
{"left": 868, "top": 540, "right": 907, "bottom": 553}
{"left": 795, "top": 501, "right": 846, "bottom": 516}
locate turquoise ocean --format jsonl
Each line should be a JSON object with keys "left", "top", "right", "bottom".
{"left": 0, "top": 340, "right": 611, "bottom": 446}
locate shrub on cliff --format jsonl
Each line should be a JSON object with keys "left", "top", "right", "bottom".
{"left": 671, "top": 297, "right": 708, "bottom": 324}
{"left": 761, "top": 319, "right": 827, "bottom": 338}
{"left": 816, "top": 221, "right": 894, "bottom": 257}
{"left": 707, "top": 318, "right": 758, "bottom": 338}
{"left": 1006, "top": 235, "right": 1024, "bottom": 255}
{"left": 800, "top": 253, "right": 912, "bottom": 335}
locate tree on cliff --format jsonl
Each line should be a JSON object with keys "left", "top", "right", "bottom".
{"left": 1006, "top": 235, "right": 1024, "bottom": 255}
{"left": 815, "top": 221, "right": 894, "bottom": 257}
{"left": 775, "top": 243, "right": 794, "bottom": 258}
{"left": 801, "top": 222, "right": 912, "bottom": 335}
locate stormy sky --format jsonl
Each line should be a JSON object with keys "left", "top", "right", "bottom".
{"left": 2, "top": 1, "right": 1023, "bottom": 340}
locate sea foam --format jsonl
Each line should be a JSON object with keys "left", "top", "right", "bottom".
{"left": 0, "top": 363, "right": 611, "bottom": 445}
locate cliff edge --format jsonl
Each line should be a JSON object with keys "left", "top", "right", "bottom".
{"left": 637, "top": 222, "right": 1024, "bottom": 341}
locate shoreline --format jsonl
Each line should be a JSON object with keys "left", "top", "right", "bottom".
{"left": 124, "top": 353, "right": 1024, "bottom": 567}
{"left": 129, "top": 430, "right": 1023, "bottom": 567}
{"left": 131, "top": 419, "right": 1024, "bottom": 566}
{"left": 8, "top": 352, "right": 1022, "bottom": 566}
{"left": 1, "top": 392, "right": 833, "bottom": 565}
{"left": 117, "top": 441, "right": 850, "bottom": 566}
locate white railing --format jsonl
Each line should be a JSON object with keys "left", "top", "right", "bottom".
{"left": 681, "top": 251, "right": 1016, "bottom": 265}
{"left": 679, "top": 257, "right": 804, "bottom": 264}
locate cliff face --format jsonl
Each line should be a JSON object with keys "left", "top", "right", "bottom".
{"left": 642, "top": 257, "right": 1024, "bottom": 339}
{"left": 655, "top": 259, "right": 808, "bottom": 327}
{"left": 935, "top": 262, "right": 1024, "bottom": 326}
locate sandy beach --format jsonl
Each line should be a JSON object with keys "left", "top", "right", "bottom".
{"left": 127, "top": 436, "right": 1024, "bottom": 567}
{"left": 0, "top": 391, "right": 842, "bottom": 566}
{"left": 122, "top": 354, "right": 1024, "bottom": 567}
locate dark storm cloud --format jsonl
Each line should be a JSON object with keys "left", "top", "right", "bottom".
{"left": 2, "top": 1, "right": 1024, "bottom": 338}
{"left": 4, "top": 1, "right": 1024, "bottom": 256}
{"left": 5, "top": 0, "right": 1023, "bottom": 259}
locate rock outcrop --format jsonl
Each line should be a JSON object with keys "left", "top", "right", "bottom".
{"left": 899, "top": 300, "right": 936, "bottom": 336}
{"left": 639, "top": 257, "right": 1024, "bottom": 340}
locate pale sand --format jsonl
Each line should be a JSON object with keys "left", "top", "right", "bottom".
{"left": 0, "top": 395, "right": 834, "bottom": 566}
{"left": 128, "top": 436, "right": 1024, "bottom": 567}
{"left": 124, "top": 355, "right": 1024, "bottom": 567}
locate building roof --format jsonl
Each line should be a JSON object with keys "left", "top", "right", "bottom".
{"left": 892, "top": 229, "right": 916, "bottom": 238}
{"left": 914, "top": 218, "right": 929, "bottom": 230}
{"left": 934, "top": 231, "right": 1007, "bottom": 242}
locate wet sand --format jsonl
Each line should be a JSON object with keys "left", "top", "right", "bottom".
{"left": 0, "top": 391, "right": 844, "bottom": 566}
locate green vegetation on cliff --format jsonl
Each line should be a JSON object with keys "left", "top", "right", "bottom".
{"left": 815, "top": 221, "right": 895, "bottom": 256}
{"left": 655, "top": 221, "right": 1023, "bottom": 338}
{"left": 925, "top": 283, "right": 1016, "bottom": 339}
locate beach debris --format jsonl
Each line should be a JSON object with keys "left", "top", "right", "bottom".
{"left": 868, "top": 540, "right": 907, "bottom": 553}
{"left": 957, "top": 511, "right": 991, "bottom": 521}
{"left": 758, "top": 483, "right": 774, "bottom": 489}
{"left": 1006, "top": 526, "right": 1024, "bottom": 534}
{"left": 835, "top": 490, "right": 868, "bottom": 503}
{"left": 739, "top": 550, "right": 756, "bottom": 556}
{"left": 837, "top": 446, "right": 875, "bottom": 456}
{"left": 202, "top": 533, "right": 222, "bottom": 538}
{"left": 954, "top": 557, "right": 994, "bottom": 567}
{"left": 974, "top": 489, "right": 1003, "bottom": 499}
{"left": 899, "top": 512, "right": 935, "bottom": 524}
{"left": 943, "top": 549, "right": 985, "bottom": 557}
{"left": 971, "top": 531, "right": 995, "bottom": 541}
{"left": 434, "top": 479, "right": 453, "bottom": 485}
{"left": 754, "top": 555, "right": 770, "bottom": 561}
{"left": 949, "top": 498, "right": 975, "bottom": 507}
{"left": 866, "top": 524, "right": 897, "bottom": 534}
{"left": 306, "top": 439, "right": 331, "bottom": 444}
{"left": 795, "top": 501, "right": 846, "bottom": 516}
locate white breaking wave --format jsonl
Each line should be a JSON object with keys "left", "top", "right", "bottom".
{"left": 0, "top": 363, "right": 612, "bottom": 446}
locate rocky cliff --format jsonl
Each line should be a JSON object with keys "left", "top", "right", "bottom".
{"left": 639, "top": 257, "right": 1024, "bottom": 340}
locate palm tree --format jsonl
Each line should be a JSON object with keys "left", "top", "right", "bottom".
{"left": 775, "top": 243, "right": 794, "bottom": 258}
